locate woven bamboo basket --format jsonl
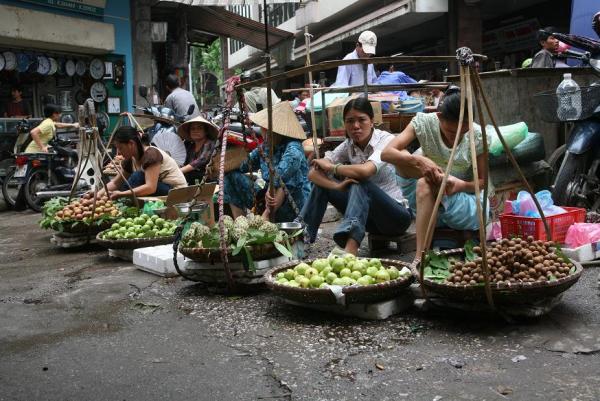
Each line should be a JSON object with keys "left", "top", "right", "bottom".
{"left": 206, "top": 146, "right": 248, "bottom": 178}
{"left": 265, "top": 258, "right": 414, "bottom": 305}
{"left": 52, "top": 219, "right": 116, "bottom": 235}
{"left": 418, "top": 248, "right": 584, "bottom": 304}
{"left": 180, "top": 242, "right": 280, "bottom": 263}
{"left": 96, "top": 230, "right": 175, "bottom": 250}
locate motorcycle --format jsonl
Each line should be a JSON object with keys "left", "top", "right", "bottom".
{"left": 132, "top": 85, "right": 198, "bottom": 166}
{"left": 2, "top": 136, "right": 81, "bottom": 212}
{"left": 533, "top": 20, "right": 600, "bottom": 210}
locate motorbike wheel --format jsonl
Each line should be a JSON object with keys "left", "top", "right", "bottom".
{"left": 552, "top": 150, "right": 587, "bottom": 206}
{"left": 24, "top": 169, "right": 58, "bottom": 212}
{"left": 547, "top": 144, "right": 566, "bottom": 179}
{"left": 2, "top": 168, "right": 26, "bottom": 209}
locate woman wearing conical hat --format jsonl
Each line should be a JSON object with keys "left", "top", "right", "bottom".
{"left": 177, "top": 115, "right": 219, "bottom": 185}
{"left": 223, "top": 101, "right": 310, "bottom": 222}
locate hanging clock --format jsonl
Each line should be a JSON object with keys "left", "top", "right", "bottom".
{"left": 48, "top": 57, "right": 58, "bottom": 75}
{"left": 36, "top": 55, "right": 51, "bottom": 75}
{"left": 65, "top": 60, "right": 76, "bottom": 77}
{"left": 113, "top": 60, "right": 125, "bottom": 89}
{"left": 0, "top": 53, "right": 4, "bottom": 72}
{"left": 90, "top": 81, "right": 107, "bottom": 103}
{"left": 16, "top": 53, "right": 31, "bottom": 73}
{"left": 3, "top": 51, "right": 16, "bottom": 71}
{"left": 75, "top": 60, "right": 87, "bottom": 76}
{"left": 89, "top": 58, "right": 105, "bottom": 80}
{"left": 96, "top": 111, "right": 110, "bottom": 132}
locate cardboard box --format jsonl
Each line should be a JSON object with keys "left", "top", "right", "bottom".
{"left": 326, "top": 96, "right": 382, "bottom": 136}
{"left": 138, "top": 184, "right": 217, "bottom": 225}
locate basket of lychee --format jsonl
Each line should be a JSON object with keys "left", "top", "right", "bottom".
{"left": 266, "top": 255, "right": 414, "bottom": 305}
{"left": 419, "top": 236, "right": 583, "bottom": 302}
{"left": 40, "top": 194, "right": 120, "bottom": 234}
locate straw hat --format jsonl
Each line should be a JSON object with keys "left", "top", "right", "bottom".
{"left": 177, "top": 115, "right": 219, "bottom": 141}
{"left": 250, "top": 101, "right": 306, "bottom": 140}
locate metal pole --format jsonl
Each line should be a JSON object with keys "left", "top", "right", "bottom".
{"left": 362, "top": 63, "right": 368, "bottom": 98}
{"left": 263, "top": 0, "right": 275, "bottom": 218}
{"left": 304, "top": 26, "right": 319, "bottom": 159}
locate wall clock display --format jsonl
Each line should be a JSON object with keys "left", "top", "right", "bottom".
{"left": 65, "top": 60, "right": 76, "bottom": 77}
{"left": 36, "top": 55, "right": 51, "bottom": 75}
{"left": 113, "top": 60, "right": 125, "bottom": 88}
{"left": 75, "top": 60, "right": 86, "bottom": 76}
{"left": 107, "top": 97, "right": 121, "bottom": 114}
{"left": 3, "top": 51, "right": 16, "bottom": 71}
{"left": 0, "top": 53, "right": 4, "bottom": 72}
{"left": 48, "top": 57, "right": 58, "bottom": 75}
{"left": 16, "top": 53, "right": 31, "bottom": 72}
{"left": 96, "top": 111, "right": 110, "bottom": 131}
{"left": 89, "top": 58, "right": 105, "bottom": 80}
{"left": 90, "top": 82, "right": 107, "bottom": 103}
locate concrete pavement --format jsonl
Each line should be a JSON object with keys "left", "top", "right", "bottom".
{"left": 1, "top": 210, "right": 599, "bottom": 401}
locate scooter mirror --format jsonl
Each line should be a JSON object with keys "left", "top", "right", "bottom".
{"left": 187, "top": 104, "right": 195, "bottom": 116}
{"left": 138, "top": 85, "right": 148, "bottom": 98}
{"left": 590, "top": 55, "right": 600, "bottom": 74}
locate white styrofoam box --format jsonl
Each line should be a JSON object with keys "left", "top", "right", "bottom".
{"left": 51, "top": 233, "right": 92, "bottom": 248}
{"left": 109, "top": 248, "right": 134, "bottom": 261}
{"left": 284, "top": 293, "right": 414, "bottom": 320}
{"left": 133, "top": 245, "right": 188, "bottom": 277}
{"left": 562, "top": 241, "right": 600, "bottom": 263}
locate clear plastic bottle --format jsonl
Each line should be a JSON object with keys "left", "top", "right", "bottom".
{"left": 556, "top": 73, "right": 582, "bottom": 121}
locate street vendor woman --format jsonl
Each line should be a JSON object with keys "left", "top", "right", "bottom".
{"left": 98, "top": 126, "right": 187, "bottom": 199}
{"left": 300, "top": 96, "right": 412, "bottom": 255}
{"left": 178, "top": 115, "right": 219, "bottom": 185}
{"left": 223, "top": 101, "right": 310, "bottom": 222}
{"left": 381, "top": 88, "right": 489, "bottom": 260}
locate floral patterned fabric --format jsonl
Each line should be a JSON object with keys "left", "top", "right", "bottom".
{"left": 223, "top": 138, "right": 310, "bottom": 222}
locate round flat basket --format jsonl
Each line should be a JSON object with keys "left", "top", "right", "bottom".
{"left": 96, "top": 230, "right": 175, "bottom": 249}
{"left": 419, "top": 248, "right": 584, "bottom": 304}
{"left": 180, "top": 242, "right": 279, "bottom": 263}
{"left": 265, "top": 258, "right": 414, "bottom": 305}
{"left": 52, "top": 219, "right": 116, "bottom": 235}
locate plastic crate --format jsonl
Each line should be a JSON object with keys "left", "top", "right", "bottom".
{"left": 499, "top": 207, "right": 586, "bottom": 243}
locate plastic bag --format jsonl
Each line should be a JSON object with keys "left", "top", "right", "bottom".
{"left": 565, "top": 223, "right": 600, "bottom": 248}
{"left": 511, "top": 190, "right": 566, "bottom": 218}
{"left": 486, "top": 122, "right": 528, "bottom": 156}
{"left": 142, "top": 200, "right": 165, "bottom": 216}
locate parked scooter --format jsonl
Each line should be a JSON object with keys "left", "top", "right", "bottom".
{"left": 533, "top": 21, "right": 600, "bottom": 210}
{"left": 2, "top": 136, "right": 81, "bottom": 211}
{"left": 132, "top": 85, "right": 198, "bottom": 166}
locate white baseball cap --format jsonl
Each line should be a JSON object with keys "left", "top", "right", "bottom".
{"left": 358, "top": 31, "right": 377, "bottom": 55}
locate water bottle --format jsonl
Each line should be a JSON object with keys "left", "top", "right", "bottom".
{"left": 556, "top": 73, "right": 582, "bottom": 121}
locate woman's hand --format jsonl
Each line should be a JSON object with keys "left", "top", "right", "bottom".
{"left": 444, "top": 176, "right": 465, "bottom": 196}
{"left": 110, "top": 191, "right": 123, "bottom": 200}
{"left": 336, "top": 178, "right": 359, "bottom": 191}
{"left": 418, "top": 157, "right": 444, "bottom": 186}
{"left": 41, "top": 145, "right": 49, "bottom": 153}
{"left": 265, "top": 188, "right": 285, "bottom": 210}
{"left": 311, "top": 158, "right": 334, "bottom": 174}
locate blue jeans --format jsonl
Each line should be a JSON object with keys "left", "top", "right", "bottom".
{"left": 300, "top": 180, "right": 412, "bottom": 248}
{"left": 124, "top": 171, "right": 171, "bottom": 196}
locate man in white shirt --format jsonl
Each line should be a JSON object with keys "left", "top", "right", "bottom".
{"left": 333, "top": 31, "right": 378, "bottom": 88}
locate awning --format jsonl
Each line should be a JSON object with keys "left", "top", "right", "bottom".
{"left": 183, "top": 5, "right": 293, "bottom": 50}
{"left": 162, "top": 0, "right": 298, "bottom": 5}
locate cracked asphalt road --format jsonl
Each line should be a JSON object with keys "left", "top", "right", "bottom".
{"left": 1, "top": 209, "right": 599, "bottom": 401}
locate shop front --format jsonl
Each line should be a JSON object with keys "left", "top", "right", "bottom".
{"left": 0, "top": 0, "right": 133, "bottom": 139}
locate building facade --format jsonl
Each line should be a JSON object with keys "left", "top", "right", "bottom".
{"left": 0, "top": 0, "right": 134, "bottom": 135}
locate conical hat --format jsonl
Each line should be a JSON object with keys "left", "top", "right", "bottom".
{"left": 177, "top": 115, "right": 219, "bottom": 141}
{"left": 250, "top": 101, "right": 306, "bottom": 140}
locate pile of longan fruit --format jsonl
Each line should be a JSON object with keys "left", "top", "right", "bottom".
{"left": 446, "top": 236, "right": 575, "bottom": 286}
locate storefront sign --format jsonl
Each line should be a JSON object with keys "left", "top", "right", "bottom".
{"left": 21, "top": 0, "right": 106, "bottom": 17}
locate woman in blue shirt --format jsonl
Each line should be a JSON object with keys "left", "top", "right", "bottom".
{"left": 224, "top": 101, "right": 310, "bottom": 222}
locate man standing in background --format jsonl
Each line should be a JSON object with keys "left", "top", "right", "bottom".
{"left": 164, "top": 74, "right": 201, "bottom": 121}
{"left": 333, "top": 31, "right": 378, "bottom": 87}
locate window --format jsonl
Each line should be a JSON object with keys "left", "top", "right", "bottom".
{"left": 228, "top": 5, "right": 252, "bottom": 54}
{"left": 258, "top": 3, "right": 300, "bottom": 27}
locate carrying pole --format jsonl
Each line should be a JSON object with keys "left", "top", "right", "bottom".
{"left": 263, "top": 0, "right": 275, "bottom": 216}
{"left": 304, "top": 26, "right": 320, "bottom": 159}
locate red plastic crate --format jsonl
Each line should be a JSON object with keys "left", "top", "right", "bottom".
{"left": 499, "top": 207, "right": 586, "bottom": 243}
